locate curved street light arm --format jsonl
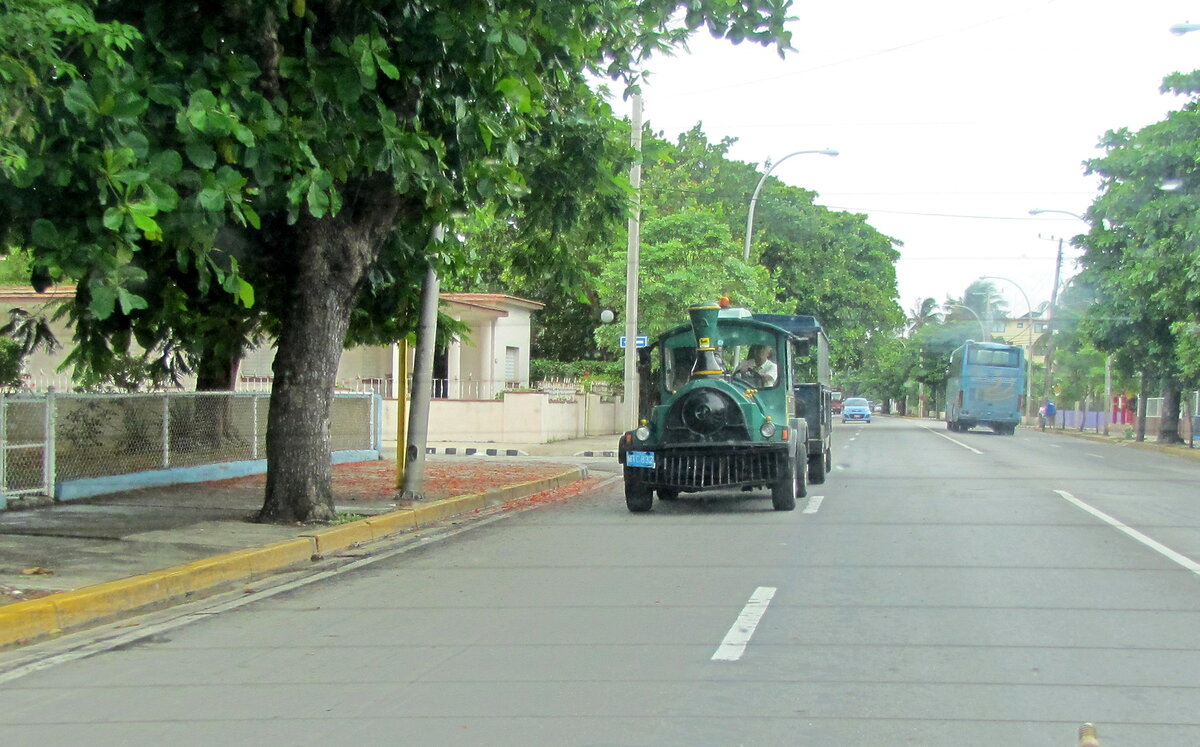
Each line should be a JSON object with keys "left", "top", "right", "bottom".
{"left": 1028, "top": 208, "right": 1088, "bottom": 222}
{"left": 979, "top": 275, "right": 1035, "bottom": 418}
{"left": 943, "top": 303, "right": 988, "bottom": 342}
{"left": 743, "top": 149, "right": 839, "bottom": 262}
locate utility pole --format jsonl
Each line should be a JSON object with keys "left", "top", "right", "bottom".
{"left": 1040, "top": 239, "right": 1064, "bottom": 417}
{"left": 623, "top": 92, "right": 643, "bottom": 431}
{"left": 1103, "top": 355, "right": 1111, "bottom": 436}
{"left": 394, "top": 338, "right": 409, "bottom": 488}
{"left": 400, "top": 227, "right": 443, "bottom": 500}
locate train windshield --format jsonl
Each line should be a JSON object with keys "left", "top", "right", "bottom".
{"left": 662, "top": 327, "right": 781, "bottom": 390}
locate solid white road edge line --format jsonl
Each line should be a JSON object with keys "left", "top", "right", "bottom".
{"left": 920, "top": 424, "right": 984, "bottom": 455}
{"left": 802, "top": 495, "right": 825, "bottom": 514}
{"left": 1054, "top": 489, "right": 1200, "bottom": 576}
{"left": 711, "top": 586, "right": 777, "bottom": 662}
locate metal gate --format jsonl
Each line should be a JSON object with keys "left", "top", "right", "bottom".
{"left": 0, "top": 393, "right": 53, "bottom": 506}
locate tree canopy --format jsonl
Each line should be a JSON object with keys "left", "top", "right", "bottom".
{"left": 0, "top": 0, "right": 796, "bottom": 520}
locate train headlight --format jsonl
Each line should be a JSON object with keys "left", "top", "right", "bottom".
{"left": 635, "top": 424, "right": 651, "bottom": 441}
{"left": 760, "top": 418, "right": 777, "bottom": 439}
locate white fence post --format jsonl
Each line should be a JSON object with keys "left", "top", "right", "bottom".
{"left": 161, "top": 393, "right": 171, "bottom": 469}
{"left": 1, "top": 393, "right": 7, "bottom": 505}
{"left": 44, "top": 389, "right": 57, "bottom": 499}
{"left": 252, "top": 394, "right": 260, "bottom": 460}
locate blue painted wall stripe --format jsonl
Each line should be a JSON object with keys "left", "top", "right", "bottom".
{"left": 56, "top": 447, "right": 382, "bottom": 502}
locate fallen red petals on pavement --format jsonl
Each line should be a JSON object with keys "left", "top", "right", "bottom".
{"left": 210, "top": 459, "right": 581, "bottom": 504}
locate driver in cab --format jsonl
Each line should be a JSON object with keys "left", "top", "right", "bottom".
{"left": 735, "top": 344, "right": 777, "bottom": 388}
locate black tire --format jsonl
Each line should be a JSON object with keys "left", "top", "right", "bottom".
{"left": 657, "top": 488, "right": 679, "bottom": 500}
{"left": 946, "top": 421, "right": 953, "bottom": 430}
{"left": 807, "top": 451, "right": 827, "bottom": 484}
{"left": 624, "top": 468, "right": 654, "bottom": 512}
{"left": 772, "top": 458, "right": 798, "bottom": 511}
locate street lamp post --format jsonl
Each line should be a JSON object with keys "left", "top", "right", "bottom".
{"left": 979, "top": 275, "right": 1035, "bottom": 422}
{"left": 743, "top": 149, "right": 838, "bottom": 262}
{"left": 943, "top": 303, "right": 988, "bottom": 342}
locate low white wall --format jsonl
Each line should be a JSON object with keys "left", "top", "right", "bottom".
{"left": 380, "top": 392, "right": 622, "bottom": 444}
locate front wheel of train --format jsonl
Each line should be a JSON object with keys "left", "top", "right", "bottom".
{"left": 624, "top": 468, "right": 654, "bottom": 512}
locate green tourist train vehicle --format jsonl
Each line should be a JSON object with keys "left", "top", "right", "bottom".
{"left": 617, "top": 300, "right": 831, "bottom": 513}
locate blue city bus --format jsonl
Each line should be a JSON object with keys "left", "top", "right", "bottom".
{"left": 944, "top": 341, "right": 1025, "bottom": 435}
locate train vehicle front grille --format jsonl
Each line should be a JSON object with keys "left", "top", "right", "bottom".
{"left": 650, "top": 446, "right": 788, "bottom": 489}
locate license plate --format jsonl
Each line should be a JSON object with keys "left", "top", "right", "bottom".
{"left": 627, "top": 450, "right": 655, "bottom": 468}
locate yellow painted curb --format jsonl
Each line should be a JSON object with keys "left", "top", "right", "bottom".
{"left": 0, "top": 599, "right": 60, "bottom": 649}
{"left": 364, "top": 509, "right": 416, "bottom": 536}
{"left": 0, "top": 467, "right": 586, "bottom": 650}
{"left": 303, "top": 521, "right": 379, "bottom": 555}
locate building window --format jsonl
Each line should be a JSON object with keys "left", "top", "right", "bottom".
{"left": 505, "top": 346, "right": 519, "bottom": 387}
{"left": 991, "top": 322, "right": 1006, "bottom": 333}
{"left": 1035, "top": 323, "right": 1048, "bottom": 333}
{"left": 1016, "top": 322, "right": 1025, "bottom": 328}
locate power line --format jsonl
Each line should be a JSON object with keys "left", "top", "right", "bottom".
{"left": 825, "top": 205, "right": 1062, "bottom": 221}
{"left": 651, "top": 0, "right": 1060, "bottom": 101}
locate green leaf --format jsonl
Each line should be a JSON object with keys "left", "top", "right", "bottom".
{"left": 147, "top": 83, "right": 182, "bottom": 107}
{"left": 198, "top": 188, "right": 225, "bottom": 211}
{"left": 103, "top": 207, "right": 125, "bottom": 230}
{"left": 117, "top": 287, "right": 149, "bottom": 315}
{"left": 117, "top": 131, "right": 150, "bottom": 159}
{"left": 149, "top": 150, "right": 183, "bottom": 177}
{"left": 130, "top": 211, "right": 162, "bottom": 241}
{"left": 506, "top": 32, "right": 528, "bottom": 56}
{"left": 232, "top": 124, "right": 256, "bottom": 147}
{"left": 146, "top": 180, "right": 180, "bottom": 211}
{"left": 307, "top": 180, "right": 330, "bottom": 217}
{"left": 187, "top": 108, "right": 208, "bottom": 131}
{"left": 236, "top": 279, "right": 255, "bottom": 308}
{"left": 30, "top": 219, "right": 58, "bottom": 248}
{"left": 495, "top": 78, "right": 531, "bottom": 113}
{"left": 186, "top": 142, "right": 217, "bottom": 169}
{"left": 89, "top": 284, "right": 117, "bottom": 320}
{"left": 63, "top": 82, "right": 95, "bottom": 117}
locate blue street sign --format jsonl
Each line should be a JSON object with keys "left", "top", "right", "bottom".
{"left": 619, "top": 336, "right": 649, "bottom": 348}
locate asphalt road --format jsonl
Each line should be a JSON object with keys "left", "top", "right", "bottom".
{"left": 1, "top": 417, "right": 1199, "bottom": 745}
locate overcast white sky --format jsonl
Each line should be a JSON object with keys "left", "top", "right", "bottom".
{"left": 632, "top": 0, "right": 1200, "bottom": 318}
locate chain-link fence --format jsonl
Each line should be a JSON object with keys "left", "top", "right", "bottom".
{"left": 1, "top": 391, "right": 379, "bottom": 501}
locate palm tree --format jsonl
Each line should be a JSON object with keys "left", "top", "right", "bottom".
{"left": 905, "top": 297, "right": 941, "bottom": 337}
{"left": 960, "top": 280, "right": 1009, "bottom": 319}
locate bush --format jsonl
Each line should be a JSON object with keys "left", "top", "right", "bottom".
{"left": 0, "top": 338, "right": 23, "bottom": 390}
{"left": 530, "top": 358, "right": 622, "bottom": 387}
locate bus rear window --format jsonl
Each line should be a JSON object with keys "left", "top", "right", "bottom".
{"left": 967, "top": 348, "right": 1019, "bottom": 367}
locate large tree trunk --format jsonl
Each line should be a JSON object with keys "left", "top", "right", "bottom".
{"left": 1158, "top": 374, "right": 1183, "bottom": 444}
{"left": 258, "top": 188, "right": 403, "bottom": 523}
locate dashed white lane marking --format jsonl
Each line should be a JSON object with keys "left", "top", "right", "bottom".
{"left": 711, "top": 586, "right": 777, "bottom": 662}
{"left": 803, "top": 495, "right": 825, "bottom": 514}
{"left": 1087, "top": 453, "right": 1104, "bottom": 459}
{"left": 919, "top": 424, "right": 984, "bottom": 455}
{"left": 1055, "top": 489, "right": 1200, "bottom": 576}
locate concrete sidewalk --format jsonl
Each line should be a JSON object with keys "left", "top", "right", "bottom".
{"left": 0, "top": 435, "right": 617, "bottom": 650}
